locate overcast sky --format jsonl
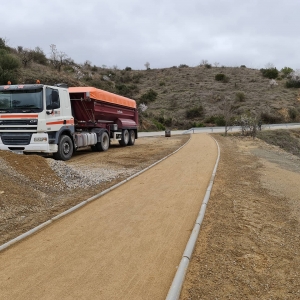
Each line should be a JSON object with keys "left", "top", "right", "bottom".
{"left": 5, "top": 0, "right": 300, "bottom": 70}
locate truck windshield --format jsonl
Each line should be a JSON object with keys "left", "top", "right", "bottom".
{"left": 0, "top": 89, "right": 43, "bottom": 112}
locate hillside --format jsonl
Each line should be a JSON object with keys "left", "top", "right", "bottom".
{"left": 1, "top": 40, "right": 300, "bottom": 130}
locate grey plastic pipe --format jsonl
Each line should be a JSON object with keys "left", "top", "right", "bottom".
{"left": 165, "top": 135, "right": 220, "bottom": 300}
{"left": 0, "top": 136, "right": 191, "bottom": 252}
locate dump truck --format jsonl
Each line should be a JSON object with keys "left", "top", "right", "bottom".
{"left": 0, "top": 83, "right": 138, "bottom": 160}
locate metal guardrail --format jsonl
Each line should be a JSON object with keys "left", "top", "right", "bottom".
{"left": 183, "top": 123, "right": 300, "bottom": 134}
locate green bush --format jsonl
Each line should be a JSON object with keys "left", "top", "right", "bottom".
{"left": 140, "top": 89, "right": 158, "bottom": 103}
{"left": 260, "top": 68, "right": 278, "bottom": 79}
{"left": 260, "top": 112, "right": 284, "bottom": 124}
{"left": 115, "top": 84, "right": 138, "bottom": 97}
{"left": 235, "top": 91, "right": 245, "bottom": 102}
{"left": 31, "top": 47, "right": 48, "bottom": 65}
{"left": 215, "top": 73, "right": 228, "bottom": 82}
{"left": 281, "top": 67, "right": 293, "bottom": 78}
{"left": 179, "top": 64, "right": 189, "bottom": 68}
{"left": 125, "top": 66, "right": 132, "bottom": 71}
{"left": 204, "top": 115, "right": 225, "bottom": 126}
{"left": 152, "top": 119, "right": 165, "bottom": 130}
{"left": 204, "top": 64, "right": 212, "bottom": 69}
{"left": 0, "top": 49, "right": 21, "bottom": 84}
{"left": 186, "top": 106, "right": 204, "bottom": 119}
{"left": 191, "top": 122, "right": 205, "bottom": 127}
{"left": 156, "top": 116, "right": 172, "bottom": 127}
{"left": 288, "top": 108, "right": 298, "bottom": 120}
{"left": 285, "top": 79, "right": 300, "bottom": 88}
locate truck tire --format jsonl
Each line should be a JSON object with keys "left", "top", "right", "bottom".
{"left": 119, "top": 129, "right": 129, "bottom": 146}
{"left": 91, "top": 131, "right": 109, "bottom": 152}
{"left": 128, "top": 130, "right": 135, "bottom": 146}
{"left": 53, "top": 135, "right": 73, "bottom": 161}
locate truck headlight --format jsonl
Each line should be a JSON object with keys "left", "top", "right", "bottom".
{"left": 34, "top": 137, "right": 47, "bottom": 142}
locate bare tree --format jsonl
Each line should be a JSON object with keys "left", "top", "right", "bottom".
{"left": 237, "top": 114, "right": 259, "bottom": 139}
{"left": 220, "top": 96, "right": 234, "bottom": 136}
{"left": 200, "top": 59, "right": 208, "bottom": 66}
{"left": 265, "top": 62, "right": 275, "bottom": 69}
{"left": 18, "top": 48, "right": 34, "bottom": 68}
{"left": 214, "top": 62, "right": 220, "bottom": 67}
{"left": 144, "top": 62, "right": 150, "bottom": 70}
{"left": 49, "top": 44, "right": 68, "bottom": 72}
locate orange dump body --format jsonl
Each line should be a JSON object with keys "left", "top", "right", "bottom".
{"left": 68, "top": 86, "right": 138, "bottom": 131}
{"left": 68, "top": 87, "right": 136, "bottom": 108}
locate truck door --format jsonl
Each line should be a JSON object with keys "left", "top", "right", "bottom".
{"left": 45, "top": 87, "right": 63, "bottom": 131}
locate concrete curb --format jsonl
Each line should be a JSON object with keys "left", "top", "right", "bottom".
{"left": 165, "top": 135, "right": 221, "bottom": 300}
{"left": 0, "top": 136, "right": 191, "bottom": 252}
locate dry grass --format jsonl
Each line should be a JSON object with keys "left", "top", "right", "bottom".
{"left": 17, "top": 62, "right": 300, "bottom": 130}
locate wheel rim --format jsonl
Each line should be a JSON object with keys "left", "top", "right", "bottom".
{"left": 63, "top": 142, "right": 70, "bottom": 154}
{"left": 103, "top": 134, "right": 109, "bottom": 149}
{"left": 124, "top": 130, "right": 129, "bottom": 143}
{"left": 130, "top": 131, "right": 135, "bottom": 143}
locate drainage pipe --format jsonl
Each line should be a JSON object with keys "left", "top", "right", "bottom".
{"left": 0, "top": 136, "right": 191, "bottom": 252}
{"left": 165, "top": 135, "right": 220, "bottom": 300}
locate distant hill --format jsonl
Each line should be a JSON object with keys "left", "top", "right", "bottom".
{"left": 1, "top": 39, "right": 300, "bottom": 130}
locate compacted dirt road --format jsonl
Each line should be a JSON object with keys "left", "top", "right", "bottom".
{"left": 0, "top": 134, "right": 218, "bottom": 300}
{"left": 1, "top": 132, "right": 300, "bottom": 299}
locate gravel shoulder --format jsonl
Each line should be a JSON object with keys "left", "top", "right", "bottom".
{"left": 181, "top": 135, "right": 300, "bottom": 299}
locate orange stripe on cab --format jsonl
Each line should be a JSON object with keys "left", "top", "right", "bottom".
{"left": 46, "top": 119, "right": 74, "bottom": 126}
{"left": 0, "top": 114, "right": 39, "bottom": 119}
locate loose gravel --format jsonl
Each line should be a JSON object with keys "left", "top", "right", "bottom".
{"left": 47, "top": 159, "right": 136, "bottom": 189}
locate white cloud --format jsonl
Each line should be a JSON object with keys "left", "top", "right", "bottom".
{"left": 4, "top": 0, "right": 300, "bottom": 70}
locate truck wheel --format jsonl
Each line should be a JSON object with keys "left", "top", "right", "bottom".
{"left": 128, "top": 130, "right": 135, "bottom": 146}
{"left": 98, "top": 131, "right": 109, "bottom": 151}
{"left": 119, "top": 129, "right": 129, "bottom": 146}
{"left": 92, "top": 131, "right": 109, "bottom": 152}
{"left": 53, "top": 135, "right": 73, "bottom": 161}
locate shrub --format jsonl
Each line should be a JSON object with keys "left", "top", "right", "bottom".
{"left": 91, "top": 65, "right": 98, "bottom": 72}
{"left": 204, "top": 115, "right": 226, "bottom": 126}
{"left": 204, "top": 64, "right": 212, "bottom": 69}
{"left": 156, "top": 116, "right": 172, "bottom": 127}
{"left": 288, "top": 108, "right": 298, "bottom": 121}
{"left": 260, "top": 68, "right": 278, "bottom": 79}
{"left": 240, "top": 65, "right": 246, "bottom": 68}
{"left": 140, "top": 89, "right": 158, "bottom": 103}
{"left": 179, "top": 64, "right": 189, "bottom": 68}
{"left": 186, "top": 106, "right": 204, "bottom": 119}
{"left": 191, "top": 122, "right": 205, "bottom": 127}
{"left": 215, "top": 73, "right": 228, "bottom": 82}
{"left": 152, "top": 119, "right": 165, "bottom": 130}
{"left": 0, "top": 49, "right": 21, "bottom": 84}
{"left": 235, "top": 92, "right": 245, "bottom": 102}
{"left": 159, "top": 81, "right": 165, "bottom": 86}
{"left": 285, "top": 79, "right": 300, "bottom": 88}
{"left": 115, "top": 84, "right": 138, "bottom": 97}
{"left": 125, "top": 66, "right": 132, "bottom": 71}
{"left": 281, "top": 66, "right": 293, "bottom": 78}
{"left": 260, "top": 112, "right": 284, "bottom": 124}
{"left": 31, "top": 47, "right": 48, "bottom": 65}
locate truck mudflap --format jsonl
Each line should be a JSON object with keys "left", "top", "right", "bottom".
{"left": 117, "top": 118, "right": 137, "bottom": 128}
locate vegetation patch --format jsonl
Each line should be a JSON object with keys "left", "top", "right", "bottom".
{"left": 257, "top": 129, "right": 300, "bottom": 157}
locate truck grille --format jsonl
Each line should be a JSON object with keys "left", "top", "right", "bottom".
{"left": 0, "top": 120, "right": 29, "bottom": 125}
{"left": 1, "top": 133, "right": 32, "bottom": 145}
